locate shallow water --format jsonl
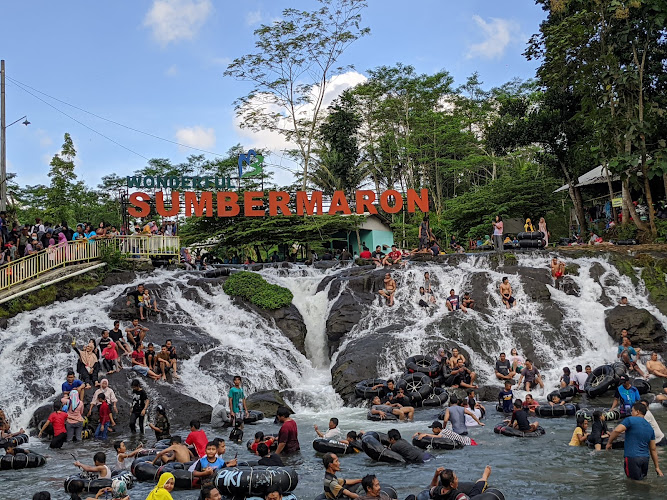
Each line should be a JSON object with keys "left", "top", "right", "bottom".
{"left": 4, "top": 404, "right": 667, "bottom": 500}
{"left": 3, "top": 255, "right": 667, "bottom": 499}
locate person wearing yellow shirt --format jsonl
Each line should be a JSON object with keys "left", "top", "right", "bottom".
{"left": 569, "top": 417, "right": 589, "bottom": 446}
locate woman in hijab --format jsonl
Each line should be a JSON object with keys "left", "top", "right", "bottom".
{"left": 524, "top": 218, "right": 535, "bottom": 232}
{"left": 73, "top": 341, "right": 99, "bottom": 389}
{"left": 66, "top": 390, "right": 84, "bottom": 442}
{"left": 145, "top": 472, "right": 175, "bottom": 500}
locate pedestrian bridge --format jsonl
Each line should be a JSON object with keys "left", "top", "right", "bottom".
{"left": 0, "top": 236, "right": 180, "bottom": 305}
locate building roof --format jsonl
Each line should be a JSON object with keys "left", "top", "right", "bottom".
{"left": 554, "top": 166, "right": 620, "bottom": 193}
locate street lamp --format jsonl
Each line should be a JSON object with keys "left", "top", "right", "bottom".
{"left": 1, "top": 59, "right": 31, "bottom": 212}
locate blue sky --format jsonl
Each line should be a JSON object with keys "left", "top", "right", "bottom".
{"left": 3, "top": 0, "right": 546, "bottom": 189}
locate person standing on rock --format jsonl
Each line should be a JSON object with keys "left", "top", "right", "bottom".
{"left": 228, "top": 376, "right": 249, "bottom": 429}
{"left": 276, "top": 406, "right": 300, "bottom": 454}
{"left": 492, "top": 216, "right": 504, "bottom": 252}
{"left": 419, "top": 216, "right": 434, "bottom": 251}
{"left": 126, "top": 284, "right": 147, "bottom": 320}
{"left": 129, "top": 379, "right": 149, "bottom": 434}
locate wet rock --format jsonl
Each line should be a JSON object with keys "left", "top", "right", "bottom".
{"left": 0, "top": 318, "right": 7, "bottom": 329}
{"left": 246, "top": 390, "right": 293, "bottom": 417}
{"left": 331, "top": 332, "right": 389, "bottom": 404}
{"left": 558, "top": 276, "right": 581, "bottom": 297}
{"left": 102, "top": 271, "right": 138, "bottom": 287}
{"left": 604, "top": 305, "right": 667, "bottom": 352}
{"left": 233, "top": 298, "right": 307, "bottom": 355}
{"left": 108, "top": 286, "right": 171, "bottom": 321}
{"left": 589, "top": 263, "right": 614, "bottom": 307}
{"left": 314, "top": 260, "right": 340, "bottom": 270}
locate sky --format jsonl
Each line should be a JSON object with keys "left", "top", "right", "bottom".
{"left": 3, "top": 0, "right": 547, "bottom": 189}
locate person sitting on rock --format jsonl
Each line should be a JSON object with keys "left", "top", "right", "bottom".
{"left": 369, "top": 396, "right": 413, "bottom": 421}
{"left": 165, "top": 339, "right": 179, "bottom": 379}
{"left": 126, "top": 284, "right": 147, "bottom": 320}
{"left": 516, "top": 359, "right": 544, "bottom": 392}
{"left": 210, "top": 396, "right": 230, "bottom": 428}
{"left": 142, "top": 289, "right": 160, "bottom": 315}
{"left": 495, "top": 353, "right": 516, "bottom": 381}
{"left": 620, "top": 296, "right": 629, "bottom": 306}
{"left": 378, "top": 273, "right": 397, "bottom": 307}
{"left": 61, "top": 370, "right": 85, "bottom": 398}
{"left": 152, "top": 435, "right": 195, "bottom": 464}
{"left": 647, "top": 352, "right": 667, "bottom": 378}
{"left": 447, "top": 348, "right": 466, "bottom": 370}
{"left": 72, "top": 340, "right": 100, "bottom": 389}
{"left": 131, "top": 342, "right": 161, "bottom": 381}
{"left": 381, "top": 245, "right": 402, "bottom": 266}
{"left": 461, "top": 292, "right": 475, "bottom": 310}
{"left": 445, "top": 289, "right": 467, "bottom": 313}
{"left": 125, "top": 319, "right": 148, "bottom": 349}
{"left": 371, "top": 246, "right": 385, "bottom": 267}
{"left": 499, "top": 277, "right": 517, "bottom": 309}
{"left": 445, "top": 358, "right": 478, "bottom": 389}
{"left": 315, "top": 418, "right": 342, "bottom": 440}
{"left": 617, "top": 337, "right": 647, "bottom": 378}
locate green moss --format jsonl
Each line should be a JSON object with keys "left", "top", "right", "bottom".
{"left": 565, "top": 263, "right": 580, "bottom": 276}
{"left": 503, "top": 253, "right": 518, "bottom": 266}
{"left": 609, "top": 255, "right": 639, "bottom": 285}
{"left": 639, "top": 257, "right": 667, "bottom": 307}
{"left": 0, "top": 286, "right": 58, "bottom": 318}
{"left": 223, "top": 271, "right": 293, "bottom": 310}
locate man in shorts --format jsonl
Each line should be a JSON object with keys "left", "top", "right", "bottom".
{"left": 125, "top": 319, "right": 149, "bottom": 349}
{"left": 617, "top": 337, "right": 646, "bottom": 378}
{"left": 381, "top": 245, "right": 402, "bottom": 266}
{"left": 499, "top": 277, "right": 516, "bottom": 309}
{"left": 369, "top": 396, "right": 413, "bottom": 421}
{"left": 165, "top": 339, "right": 179, "bottom": 378}
{"left": 378, "top": 273, "right": 397, "bottom": 307}
{"left": 126, "top": 284, "right": 147, "bottom": 320}
{"left": 461, "top": 292, "right": 475, "bottom": 310}
{"left": 606, "top": 402, "right": 663, "bottom": 480}
{"left": 516, "top": 359, "right": 544, "bottom": 391}
{"left": 445, "top": 289, "right": 467, "bottom": 313}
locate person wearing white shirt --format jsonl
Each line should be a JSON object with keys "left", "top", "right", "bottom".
{"left": 315, "top": 418, "right": 342, "bottom": 440}
{"left": 640, "top": 400, "right": 666, "bottom": 446}
{"left": 572, "top": 365, "right": 589, "bottom": 392}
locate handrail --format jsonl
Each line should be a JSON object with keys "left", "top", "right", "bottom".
{"left": 0, "top": 235, "right": 180, "bottom": 292}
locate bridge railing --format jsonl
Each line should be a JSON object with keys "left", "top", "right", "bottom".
{"left": 0, "top": 235, "right": 180, "bottom": 291}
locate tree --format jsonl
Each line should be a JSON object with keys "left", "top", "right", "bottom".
{"left": 45, "top": 133, "right": 80, "bottom": 225}
{"left": 224, "top": 0, "right": 370, "bottom": 190}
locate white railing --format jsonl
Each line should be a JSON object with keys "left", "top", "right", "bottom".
{"left": 0, "top": 236, "right": 180, "bottom": 291}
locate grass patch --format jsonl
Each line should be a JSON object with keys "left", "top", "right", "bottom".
{"left": 223, "top": 271, "right": 293, "bottom": 310}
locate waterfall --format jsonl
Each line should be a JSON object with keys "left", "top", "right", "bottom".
{"left": 0, "top": 254, "right": 664, "bottom": 429}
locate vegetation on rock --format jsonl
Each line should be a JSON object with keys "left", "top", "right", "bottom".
{"left": 223, "top": 271, "right": 293, "bottom": 310}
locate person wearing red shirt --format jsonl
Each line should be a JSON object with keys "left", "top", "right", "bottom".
{"left": 94, "top": 393, "right": 116, "bottom": 440}
{"left": 382, "top": 245, "right": 402, "bottom": 266}
{"left": 276, "top": 407, "right": 299, "bottom": 454}
{"left": 38, "top": 403, "right": 68, "bottom": 448}
{"left": 359, "top": 247, "right": 372, "bottom": 260}
{"left": 186, "top": 419, "right": 209, "bottom": 457}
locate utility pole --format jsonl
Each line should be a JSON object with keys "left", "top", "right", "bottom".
{"left": 1, "top": 59, "right": 6, "bottom": 212}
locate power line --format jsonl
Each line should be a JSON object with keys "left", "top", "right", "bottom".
{"left": 7, "top": 75, "right": 229, "bottom": 157}
{"left": 7, "top": 79, "right": 150, "bottom": 160}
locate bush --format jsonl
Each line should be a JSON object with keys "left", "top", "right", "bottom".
{"left": 223, "top": 271, "right": 293, "bottom": 310}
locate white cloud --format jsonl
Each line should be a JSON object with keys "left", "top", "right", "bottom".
{"left": 35, "top": 129, "right": 53, "bottom": 148}
{"left": 144, "top": 0, "right": 213, "bottom": 46}
{"left": 165, "top": 64, "right": 178, "bottom": 77}
{"left": 466, "top": 15, "right": 521, "bottom": 60}
{"left": 232, "top": 71, "right": 367, "bottom": 185}
{"left": 245, "top": 9, "right": 263, "bottom": 26}
{"left": 175, "top": 126, "right": 216, "bottom": 150}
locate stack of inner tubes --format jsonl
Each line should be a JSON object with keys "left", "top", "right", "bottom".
{"left": 534, "top": 403, "right": 578, "bottom": 417}
{"left": 493, "top": 423, "right": 545, "bottom": 438}
{"left": 0, "top": 434, "right": 29, "bottom": 449}
{"left": 422, "top": 387, "right": 450, "bottom": 407}
{"left": 411, "top": 436, "right": 463, "bottom": 451}
{"left": 517, "top": 231, "right": 545, "bottom": 249}
{"left": 64, "top": 470, "right": 134, "bottom": 493}
{"left": 312, "top": 439, "right": 360, "bottom": 454}
{"left": 399, "top": 372, "right": 432, "bottom": 406}
{"left": 355, "top": 379, "right": 387, "bottom": 399}
{"left": 214, "top": 465, "right": 298, "bottom": 497}
{"left": 0, "top": 453, "right": 46, "bottom": 470}
{"left": 405, "top": 355, "right": 440, "bottom": 378}
{"left": 584, "top": 365, "right": 618, "bottom": 397}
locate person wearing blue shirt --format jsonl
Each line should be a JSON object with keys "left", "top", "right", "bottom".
{"left": 191, "top": 441, "right": 226, "bottom": 482}
{"left": 606, "top": 402, "right": 663, "bottom": 480}
{"left": 611, "top": 375, "right": 641, "bottom": 416}
{"left": 498, "top": 381, "right": 514, "bottom": 413}
{"left": 617, "top": 336, "right": 647, "bottom": 378}
{"left": 61, "top": 371, "right": 84, "bottom": 397}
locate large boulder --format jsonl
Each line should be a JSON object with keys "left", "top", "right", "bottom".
{"left": 604, "top": 305, "right": 667, "bottom": 351}
{"left": 558, "top": 276, "right": 581, "bottom": 297}
{"left": 246, "top": 390, "right": 293, "bottom": 417}
{"left": 233, "top": 298, "right": 307, "bottom": 356}
{"left": 108, "top": 286, "right": 171, "bottom": 321}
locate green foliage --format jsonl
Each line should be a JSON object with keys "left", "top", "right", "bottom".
{"left": 223, "top": 271, "right": 293, "bottom": 310}
{"left": 99, "top": 245, "right": 133, "bottom": 270}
